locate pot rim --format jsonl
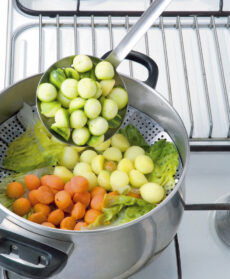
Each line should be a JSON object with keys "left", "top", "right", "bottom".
{"left": 0, "top": 74, "right": 190, "bottom": 235}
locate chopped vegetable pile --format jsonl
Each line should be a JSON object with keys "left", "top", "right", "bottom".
{"left": 37, "top": 54, "right": 128, "bottom": 145}
{"left": 1, "top": 122, "right": 179, "bottom": 230}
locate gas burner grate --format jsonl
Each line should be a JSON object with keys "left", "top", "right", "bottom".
{"left": 5, "top": 4, "right": 230, "bottom": 146}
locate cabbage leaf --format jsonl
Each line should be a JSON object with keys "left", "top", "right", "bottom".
{"left": 91, "top": 195, "right": 155, "bottom": 228}
{"left": 147, "top": 139, "right": 179, "bottom": 190}
{"left": 120, "top": 124, "right": 179, "bottom": 191}
{"left": 119, "top": 124, "right": 149, "bottom": 151}
{"left": 3, "top": 121, "right": 64, "bottom": 172}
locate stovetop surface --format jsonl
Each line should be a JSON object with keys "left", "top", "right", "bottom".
{"left": 1, "top": 1, "right": 230, "bottom": 279}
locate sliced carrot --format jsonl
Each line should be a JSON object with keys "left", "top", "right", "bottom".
{"left": 6, "top": 182, "right": 24, "bottom": 199}
{"left": 71, "top": 176, "right": 89, "bottom": 194}
{"left": 24, "top": 174, "right": 40, "bottom": 190}
{"left": 91, "top": 186, "right": 106, "bottom": 199}
{"left": 64, "top": 181, "right": 74, "bottom": 197}
{"left": 40, "top": 175, "right": 49, "bottom": 186}
{"left": 35, "top": 186, "right": 54, "bottom": 205}
{"left": 13, "top": 198, "right": 31, "bottom": 216}
{"left": 63, "top": 200, "right": 74, "bottom": 214}
{"left": 48, "top": 209, "right": 64, "bottom": 225}
{"left": 33, "top": 203, "right": 51, "bottom": 216}
{"left": 28, "top": 190, "right": 39, "bottom": 206}
{"left": 71, "top": 202, "right": 86, "bottom": 220}
{"left": 49, "top": 187, "right": 59, "bottom": 195}
{"left": 55, "top": 190, "right": 72, "bottom": 210}
{"left": 73, "top": 192, "right": 91, "bottom": 207}
{"left": 41, "top": 222, "right": 56, "bottom": 228}
{"left": 74, "top": 222, "right": 87, "bottom": 231}
{"left": 28, "top": 212, "right": 47, "bottom": 224}
{"left": 107, "top": 191, "right": 119, "bottom": 197}
{"left": 60, "top": 217, "right": 76, "bottom": 230}
{"left": 127, "top": 192, "right": 141, "bottom": 199}
{"left": 84, "top": 209, "right": 101, "bottom": 224}
{"left": 46, "top": 175, "right": 64, "bottom": 191}
{"left": 90, "top": 194, "right": 104, "bottom": 211}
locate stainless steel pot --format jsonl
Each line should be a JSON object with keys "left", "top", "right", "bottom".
{"left": 0, "top": 53, "right": 189, "bottom": 279}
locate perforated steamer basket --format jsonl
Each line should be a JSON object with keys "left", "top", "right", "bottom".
{"left": 0, "top": 72, "right": 189, "bottom": 279}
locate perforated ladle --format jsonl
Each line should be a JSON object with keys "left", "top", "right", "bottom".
{"left": 37, "top": 0, "right": 172, "bottom": 146}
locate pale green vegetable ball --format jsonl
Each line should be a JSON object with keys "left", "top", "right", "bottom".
{"left": 115, "top": 185, "right": 131, "bottom": 194}
{"left": 102, "top": 99, "right": 118, "bottom": 120}
{"left": 94, "top": 82, "right": 102, "bottom": 99}
{"left": 88, "top": 117, "right": 109, "bottom": 136}
{"left": 61, "top": 79, "right": 78, "bottom": 99}
{"left": 91, "top": 155, "right": 104, "bottom": 175}
{"left": 72, "top": 127, "right": 90, "bottom": 145}
{"left": 81, "top": 171, "right": 98, "bottom": 190}
{"left": 124, "top": 146, "right": 145, "bottom": 161}
{"left": 80, "top": 150, "right": 97, "bottom": 164}
{"left": 54, "top": 166, "right": 74, "bottom": 183}
{"left": 94, "top": 139, "right": 111, "bottom": 152}
{"left": 40, "top": 101, "right": 61, "bottom": 117}
{"left": 69, "top": 97, "right": 86, "bottom": 112}
{"left": 73, "top": 146, "right": 87, "bottom": 152}
{"left": 95, "top": 61, "right": 115, "bottom": 80}
{"left": 78, "top": 78, "right": 97, "bottom": 99}
{"left": 73, "top": 162, "right": 92, "bottom": 176}
{"left": 135, "top": 155, "right": 154, "bottom": 174}
{"left": 129, "top": 169, "right": 148, "bottom": 188}
{"left": 60, "top": 146, "right": 79, "bottom": 170}
{"left": 111, "top": 134, "right": 130, "bottom": 152}
{"left": 37, "top": 83, "right": 57, "bottom": 102}
{"left": 73, "top": 54, "right": 93, "bottom": 73}
{"left": 118, "top": 158, "right": 134, "bottom": 173}
{"left": 100, "top": 80, "right": 115, "bottom": 96}
{"left": 140, "top": 183, "right": 165, "bottom": 204}
{"left": 87, "top": 135, "right": 104, "bottom": 147}
{"left": 57, "top": 92, "right": 71, "bottom": 108}
{"left": 103, "top": 147, "right": 122, "bottom": 162}
{"left": 84, "top": 98, "right": 102, "bottom": 119}
{"left": 70, "top": 110, "right": 87, "bottom": 129}
{"left": 98, "top": 170, "right": 111, "bottom": 190}
{"left": 110, "top": 170, "right": 129, "bottom": 191}
{"left": 108, "top": 87, "right": 128, "bottom": 109}
{"left": 54, "top": 108, "right": 69, "bottom": 127}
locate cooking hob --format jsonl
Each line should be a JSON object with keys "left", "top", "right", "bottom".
{"left": 1, "top": 0, "right": 230, "bottom": 278}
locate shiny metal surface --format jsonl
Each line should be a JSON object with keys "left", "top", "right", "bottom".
{"left": 106, "top": 0, "right": 172, "bottom": 67}
{"left": 214, "top": 194, "right": 230, "bottom": 246}
{"left": 0, "top": 74, "right": 189, "bottom": 278}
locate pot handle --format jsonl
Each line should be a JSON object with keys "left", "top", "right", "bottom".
{"left": 101, "top": 50, "right": 159, "bottom": 89}
{"left": 0, "top": 227, "right": 68, "bottom": 279}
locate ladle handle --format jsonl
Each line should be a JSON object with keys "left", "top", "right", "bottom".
{"left": 105, "top": 0, "right": 172, "bottom": 68}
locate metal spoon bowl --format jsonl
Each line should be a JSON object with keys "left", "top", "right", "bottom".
{"left": 36, "top": 0, "right": 172, "bottom": 146}
{"left": 37, "top": 55, "right": 127, "bottom": 145}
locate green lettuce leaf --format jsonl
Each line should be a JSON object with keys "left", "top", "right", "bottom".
{"left": 147, "top": 140, "right": 179, "bottom": 190}
{"left": 119, "top": 124, "right": 149, "bottom": 151}
{"left": 3, "top": 121, "right": 64, "bottom": 172}
{"left": 91, "top": 195, "right": 155, "bottom": 228}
